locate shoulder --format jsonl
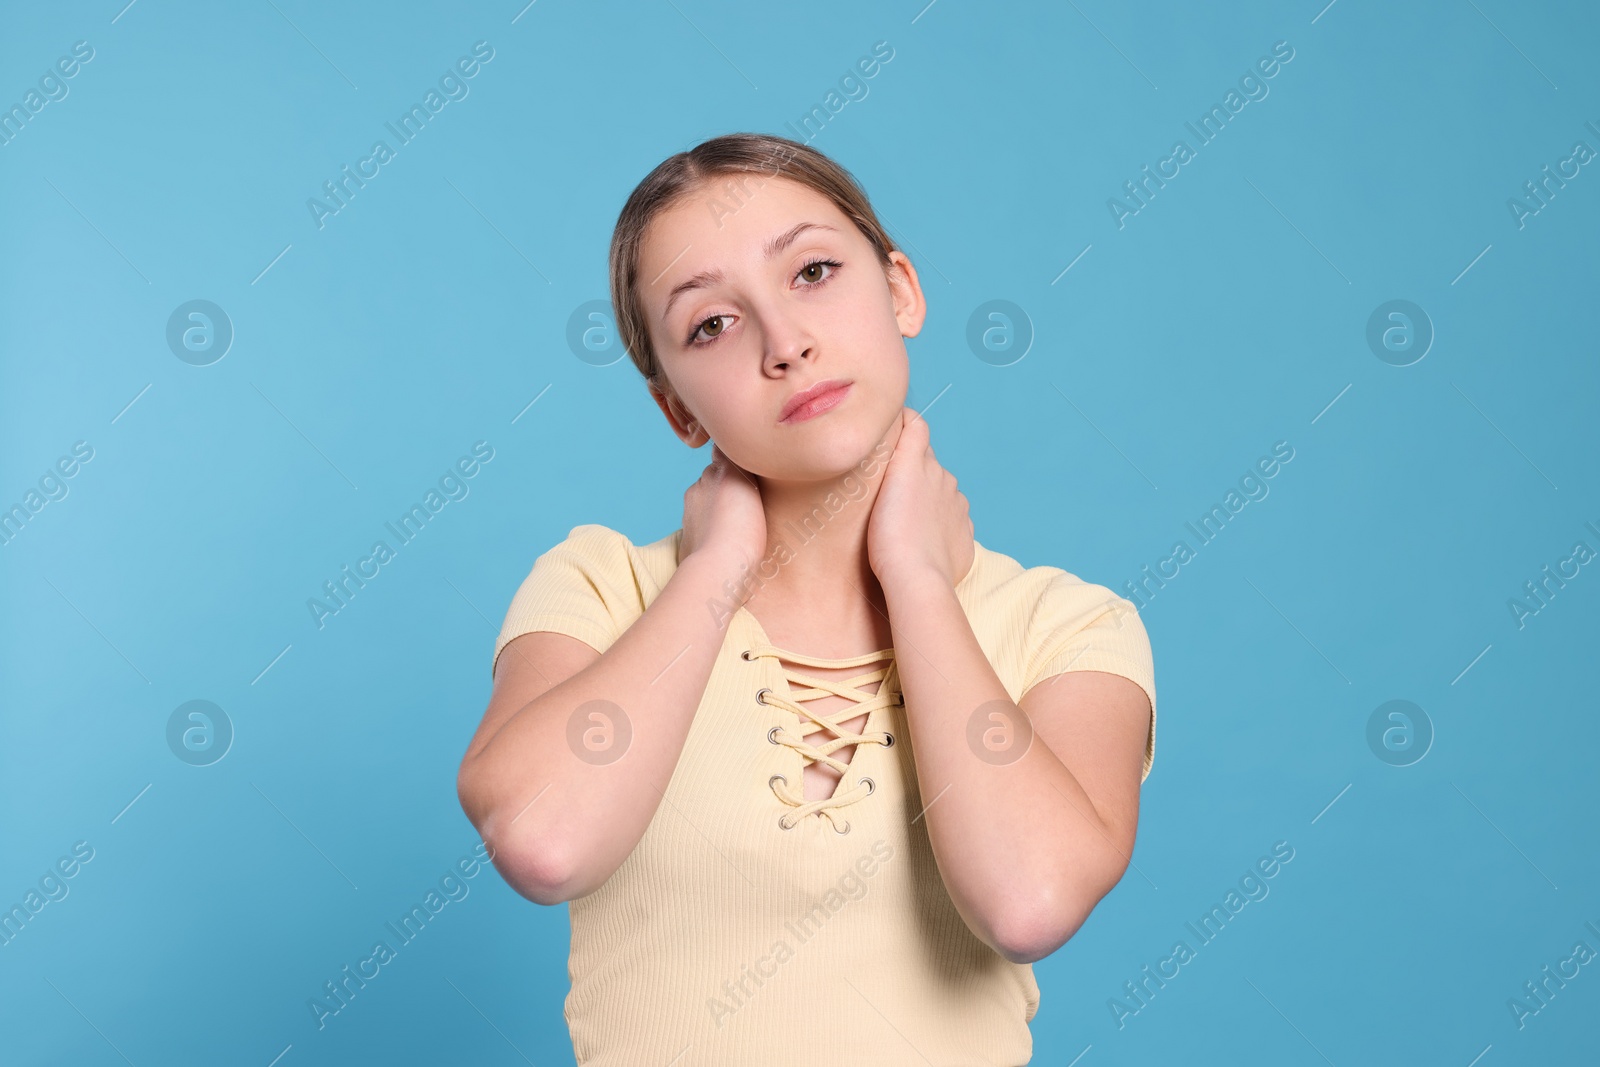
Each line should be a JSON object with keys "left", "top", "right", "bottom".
{"left": 546, "top": 522, "right": 634, "bottom": 555}
{"left": 964, "top": 539, "right": 1157, "bottom": 780}
{"left": 532, "top": 523, "right": 683, "bottom": 604}
{"left": 960, "top": 538, "right": 1152, "bottom": 690}
{"left": 492, "top": 523, "right": 682, "bottom": 674}
{"left": 961, "top": 539, "right": 1132, "bottom": 628}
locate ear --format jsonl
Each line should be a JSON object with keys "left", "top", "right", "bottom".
{"left": 885, "top": 250, "right": 927, "bottom": 339}
{"left": 649, "top": 381, "right": 710, "bottom": 448}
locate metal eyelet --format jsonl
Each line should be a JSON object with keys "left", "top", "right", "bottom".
{"left": 771, "top": 773, "right": 796, "bottom": 830}
{"left": 767, "top": 725, "right": 783, "bottom": 745}
{"left": 881, "top": 731, "right": 895, "bottom": 748}
{"left": 858, "top": 777, "right": 875, "bottom": 796}
{"left": 755, "top": 687, "right": 772, "bottom": 706}
{"left": 832, "top": 819, "right": 852, "bottom": 835}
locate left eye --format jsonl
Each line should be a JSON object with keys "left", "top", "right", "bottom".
{"left": 797, "top": 258, "right": 839, "bottom": 284}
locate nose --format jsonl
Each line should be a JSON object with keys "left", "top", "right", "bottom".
{"left": 758, "top": 304, "right": 816, "bottom": 375}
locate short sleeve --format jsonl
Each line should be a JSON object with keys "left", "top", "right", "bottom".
{"left": 491, "top": 524, "right": 638, "bottom": 679}
{"left": 1020, "top": 575, "right": 1157, "bottom": 783}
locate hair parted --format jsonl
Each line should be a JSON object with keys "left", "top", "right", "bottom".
{"left": 607, "top": 132, "right": 901, "bottom": 395}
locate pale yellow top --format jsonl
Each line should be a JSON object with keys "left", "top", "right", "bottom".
{"left": 493, "top": 523, "right": 1157, "bottom": 1066}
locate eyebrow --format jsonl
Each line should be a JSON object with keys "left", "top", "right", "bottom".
{"left": 658, "top": 222, "right": 841, "bottom": 326}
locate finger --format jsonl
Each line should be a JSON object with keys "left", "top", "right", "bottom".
{"left": 902, "top": 406, "right": 928, "bottom": 444}
{"left": 900, "top": 411, "right": 930, "bottom": 453}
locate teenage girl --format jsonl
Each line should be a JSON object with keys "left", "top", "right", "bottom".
{"left": 457, "top": 132, "right": 1156, "bottom": 1066}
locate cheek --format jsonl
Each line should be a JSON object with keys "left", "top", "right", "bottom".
{"left": 856, "top": 302, "right": 910, "bottom": 380}
{"left": 675, "top": 365, "right": 751, "bottom": 432}
{"left": 861, "top": 275, "right": 912, "bottom": 349}
{"left": 824, "top": 286, "right": 898, "bottom": 358}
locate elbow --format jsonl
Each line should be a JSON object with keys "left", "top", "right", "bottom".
{"left": 498, "top": 842, "right": 579, "bottom": 907}
{"left": 457, "top": 763, "right": 577, "bottom": 907}
{"left": 993, "top": 856, "right": 1128, "bottom": 965}
{"left": 485, "top": 816, "right": 580, "bottom": 906}
{"left": 993, "top": 909, "right": 1082, "bottom": 966}
{"left": 993, "top": 898, "right": 1095, "bottom": 965}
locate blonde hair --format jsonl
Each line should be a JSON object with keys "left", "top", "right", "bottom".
{"left": 607, "top": 132, "right": 901, "bottom": 394}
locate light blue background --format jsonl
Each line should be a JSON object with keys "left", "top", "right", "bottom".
{"left": 2, "top": 1, "right": 1596, "bottom": 1064}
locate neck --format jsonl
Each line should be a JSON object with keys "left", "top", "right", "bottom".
{"left": 750, "top": 469, "right": 884, "bottom": 614}
{"left": 741, "top": 407, "right": 906, "bottom": 626}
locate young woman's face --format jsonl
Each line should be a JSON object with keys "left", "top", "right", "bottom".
{"left": 637, "top": 175, "right": 925, "bottom": 482}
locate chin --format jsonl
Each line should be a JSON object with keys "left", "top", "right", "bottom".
{"left": 773, "top": 421, "right": 890, "bottom": 481}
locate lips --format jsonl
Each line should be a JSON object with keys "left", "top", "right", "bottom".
{"left": 779, "top": 379, "right": 853, "bottom": 423}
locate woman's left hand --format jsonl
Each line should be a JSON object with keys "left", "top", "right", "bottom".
{"left": 866, "top": 406, "right": 975, "bottom": 591}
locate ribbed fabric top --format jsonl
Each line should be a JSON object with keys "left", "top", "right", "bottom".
{"left": 492, "top": 524, "right": 1157, "bottom": 1066}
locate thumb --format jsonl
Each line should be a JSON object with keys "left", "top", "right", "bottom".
{"left": 898, "top": 406, "right": 928, "bottom": 447}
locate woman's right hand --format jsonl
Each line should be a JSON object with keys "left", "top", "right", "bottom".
{"left": 679, "top": 444, "right": 768, "bottom": 603}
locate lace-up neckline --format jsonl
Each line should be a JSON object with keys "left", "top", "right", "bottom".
{"left": 740, "top": 622, "right": 902, "bottom": 835}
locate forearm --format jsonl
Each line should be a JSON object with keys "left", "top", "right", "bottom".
{"left": 462, "top": 553, "right": 736, "bottom": 901}
{"left": 884, "top": 570, "right": 1127, "bottom": 961}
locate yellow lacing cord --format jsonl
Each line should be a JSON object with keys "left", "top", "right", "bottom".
{"left": 746, "top": 643, "right": 902, "bottom": 833}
